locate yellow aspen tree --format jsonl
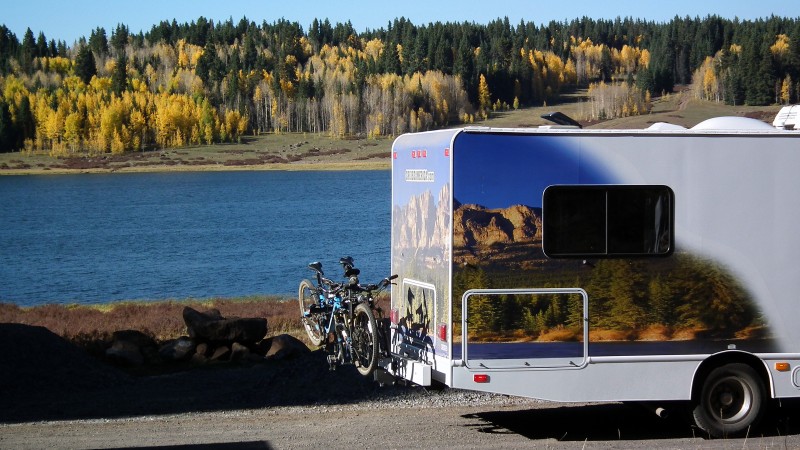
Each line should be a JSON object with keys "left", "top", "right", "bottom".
{"left": 110, "top": 129, "right": 125, "bottom": 154}
{"left": 563, "top": 59, "right": 577, "bottom": 84}
{"left": 770, "top": 34, "right": 790, "bottom": 58}
{"left": 363, "top": 38, "right": 383, "bottom": 61}
{"left": 203, "top": 124, "right": 214, "bottom": 145}
{"left": 237, "top": 113, "right": 247, "bottom": 137}
{"left": 224, "top": 110, "right": 241, "bottom": 142}
{"left": 703, "top": 65, "right": 717, "bottom": 101}
{"left": 781, "top": 75, "right": 792, "bottom": 104}
{"left": 63, "top": 112, "right": 82, "bottom": 152}
{"left": 190, "top": 124, "right": 201, "bottom": 145}
{"left": 639, "top": 49, "right": 651, "bottom": 69}
{"left": 620, "top": 45, "right": 637, "bottom": 73}
{"left": 478, "top": 74, "right": 491, "bottom": 118}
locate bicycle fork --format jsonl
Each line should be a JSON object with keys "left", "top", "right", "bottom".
{"left": 323, "top": 311, "right": 352, "bottom": 371}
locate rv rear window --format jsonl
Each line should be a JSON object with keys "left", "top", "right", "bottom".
{"left": 542, "top": 185, "right": 674, "bottom": 258}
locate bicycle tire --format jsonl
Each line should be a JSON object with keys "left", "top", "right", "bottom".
{"left": 351, "top": 302, "right": 379, "bottom": 377}
{"left": 298, "top": 279, "right": 324, "bottom": 346}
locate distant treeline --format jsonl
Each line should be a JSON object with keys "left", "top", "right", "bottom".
{"left": 0, "top": 15, "right": 798, "bottom": 153}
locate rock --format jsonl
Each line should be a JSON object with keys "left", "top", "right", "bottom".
{"left": 264, "top": 334, "right": 310, "bottom": 360}
{"left": 182, "top": 306, "right": 268, "bottom": 344}
{"left": 230, "top": 342, "right": 251, "bottom": 361}
{"left": 106, "top": 330, "right": 158, "bottom": 366}
{"left": 107, "top": 343, "right": 143, "bottom": 365}
{"left": 210, "top": 345, "right": 231, "bottom": 361}
{"left": 453, "top": 203, "right": 541, "bottom": 248}
{"left": 207, "top": 308, "right": 223, "bottom": 319}
{"left": 158, "top": 337, "right": 196, "bottom": 361}
{"left": 250, "top": 339, "right": 271, "bottom": 356}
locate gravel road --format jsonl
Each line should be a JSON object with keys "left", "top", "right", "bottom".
{"left": 4, "top": 390, "right": 800, "bottom": 449}
{"left": 3, "top": 324, "right": 800, "bottom": 449}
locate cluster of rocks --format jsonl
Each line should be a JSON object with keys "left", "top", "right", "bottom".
{"left": 105, "top": 306, "right": 309, "bottom": 367}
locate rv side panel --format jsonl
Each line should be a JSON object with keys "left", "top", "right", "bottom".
{"left": 448, "top": 129, "right": 800, "bottom": 402}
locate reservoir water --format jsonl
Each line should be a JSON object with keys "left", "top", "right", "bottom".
{"left": 0, "top": 170, "right": 390, "bottom": 306}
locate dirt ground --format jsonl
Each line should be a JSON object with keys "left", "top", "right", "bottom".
{"left": 5, "top": 396, "right": 800, "bottom": 449}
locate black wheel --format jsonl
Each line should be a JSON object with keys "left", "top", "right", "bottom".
{"left": 298, "top": 279, "right": 324, "bottom": 346}
{"left": 351, "top": 302, "right": 379, "bottom": 377}
{"left": 692, "top": 363, "right": 765, "bottom": 438}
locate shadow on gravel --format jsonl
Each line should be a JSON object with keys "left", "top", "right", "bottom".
{"left": 111, "top": 442, "right": 272, "bottom": 450}
{"left": 464, "top": 401, "right": 800, "bottom": 442}
{"left": 0, "top": 323, "right": 407, "bottom": 423}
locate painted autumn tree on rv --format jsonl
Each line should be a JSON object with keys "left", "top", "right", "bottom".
{"left": 1, "top": 16, "right": 799, "bottom": 153}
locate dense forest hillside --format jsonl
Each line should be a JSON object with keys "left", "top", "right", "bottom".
{"left": 0, "top": 15, "right": 798, "bottom": 154}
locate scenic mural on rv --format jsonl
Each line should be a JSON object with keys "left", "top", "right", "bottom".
{"left": 451, "top": 132, "right": 776, "bottom": 358}
{"left": 391, "top": 129, "right": 455, "bottom": 358}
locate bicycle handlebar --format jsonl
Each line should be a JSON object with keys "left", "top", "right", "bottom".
{"left": 308, "top": 260, "right": 396, "bottom": 294}
{"left": 350, "top": 274, "right": 398, "bottom": 292}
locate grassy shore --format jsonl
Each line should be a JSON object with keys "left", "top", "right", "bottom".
{"left": 0, "top": 93, "right": 784, "bottom": 176}
{"left": 0, "top": 296, "right": 309, "bottom": 347}
{"left": 0, "top": 133, "right": 394, "bottom": 175}
{"left": 0, "top": 294, "right": 392, "bottom": 350}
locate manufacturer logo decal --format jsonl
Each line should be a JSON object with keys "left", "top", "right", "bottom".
{"left": 405, "top": 169, "right": 435, "bottom": 182}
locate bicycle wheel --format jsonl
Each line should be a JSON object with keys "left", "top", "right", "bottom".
{"left": 351, "top": 302, "right": 379, "bottom": 376}
{"left": 298, "top": 279, "right": 324, "bottom": 346}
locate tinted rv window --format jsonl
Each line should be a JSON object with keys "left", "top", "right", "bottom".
{"left": 543, "top": 186, "right": 673, "bottom": 257}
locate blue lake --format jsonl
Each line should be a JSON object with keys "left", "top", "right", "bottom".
{"left": 0, "top": 170, "right": 390, "bottom": 306}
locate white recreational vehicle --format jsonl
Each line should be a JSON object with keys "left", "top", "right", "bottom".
{"left": 382, "top": 110, "right": 800, "bottom": 437}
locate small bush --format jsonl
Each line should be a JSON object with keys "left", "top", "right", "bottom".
{"left": 589, "top": 328, "right": 635, "bottom": 341}
{"left": 637, "top": 324, "right": 673, "bottom": 341}
{"left": 538, "top": 327, "right": 581, "bottom": 342}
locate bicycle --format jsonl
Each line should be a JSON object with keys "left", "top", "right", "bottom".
{"left": 298, "top": 257, "right": 396, "bottom": 376}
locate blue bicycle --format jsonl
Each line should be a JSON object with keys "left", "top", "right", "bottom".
{"left": 299, "top": 257, "right": 395, "bottom": 376}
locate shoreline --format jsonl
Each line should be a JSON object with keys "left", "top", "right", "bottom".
{"left": 0, "top": 159, "right": 390, "bottom": 176}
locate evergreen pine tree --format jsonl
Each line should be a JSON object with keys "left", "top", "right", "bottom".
{"left": 74, "top": 45, "right": 97, "bottom": 84}
{"left": 111, "top": 54, "right": 127, "bottom": 96}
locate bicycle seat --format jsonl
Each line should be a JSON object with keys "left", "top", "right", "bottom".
{"left": 339, "top": 256, "right": 354, "bottom": 267}
{"left": 344, "top": 267, "right": 360, "bottom": 277}
{"left": 308, "top": 261, "right": 323, "bottom": 274}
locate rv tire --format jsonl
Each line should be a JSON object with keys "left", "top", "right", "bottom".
{"left": 692, "top": 363, "right": 765, "bottom": 438}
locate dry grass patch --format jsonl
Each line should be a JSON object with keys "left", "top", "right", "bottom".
{"left": 0, "top": 296, "right": 299, "bottom": 345}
